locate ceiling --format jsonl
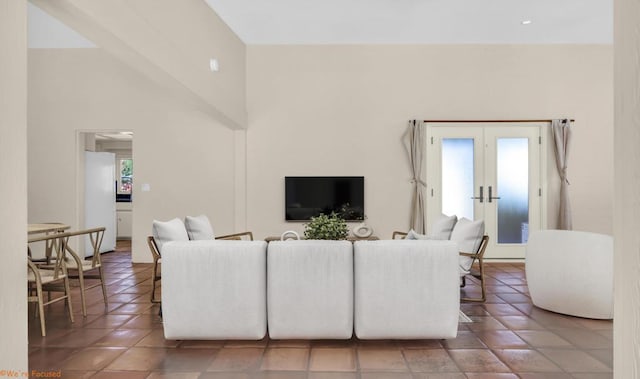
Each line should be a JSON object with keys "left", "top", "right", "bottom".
{"left": 27, "top": 0, "right": 613, "bottom": 48}
{"left": 203, "top": 0, "right": 613, "bottom": 44}
{"left": 28, "top": 2, "right": 96, "bottom": 48}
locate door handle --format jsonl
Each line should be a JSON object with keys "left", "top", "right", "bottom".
{"left": 470, "top": 186, "right": 484, "bottom": 203}
{"left": 488, "top": 186, "right": 501, "bottom": 203}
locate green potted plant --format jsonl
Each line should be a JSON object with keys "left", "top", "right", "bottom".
{"left": 303, "top": 212, "right": 349, "bottom": 240}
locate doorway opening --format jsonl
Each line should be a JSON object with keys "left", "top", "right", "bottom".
{"left": 77, "top": 131, "right": 133, "bottom": 256}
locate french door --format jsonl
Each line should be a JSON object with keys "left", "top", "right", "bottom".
{"left": 426, "top": 123, "right": 546, "bottom": 259}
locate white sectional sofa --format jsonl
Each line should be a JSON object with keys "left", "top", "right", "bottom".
{"left": 267, "top": 240, "right": 354, "bottom": 339}
{"left": 159, "top": 238, "right": 460, "bottom": 340}
{"left": 354, "top": 240, "right": 460, "bottom": 339}
{"left": 161, "top": 240, "right": 268, "bottom": 340}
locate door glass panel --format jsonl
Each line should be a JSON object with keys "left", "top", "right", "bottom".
{"left": 496, "top": 138, "right": 529, "bottom": 244}
{"left": 442, "top": 138, "right": 474, "bottom": 220}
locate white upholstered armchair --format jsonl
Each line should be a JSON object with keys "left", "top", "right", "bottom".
{"left": 526, "top": 230, "right": 613, "bottom": 319}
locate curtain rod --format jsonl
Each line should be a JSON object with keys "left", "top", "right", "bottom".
{"left": 421, "top": 119, "right": 575, "bottom": 123}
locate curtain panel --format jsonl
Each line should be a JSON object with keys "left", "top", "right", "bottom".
{"left": 404, "top": 120, "right": 426, "bottom": 233}
{"left": 551, "top": 119, "right": 573, "bottom": 230}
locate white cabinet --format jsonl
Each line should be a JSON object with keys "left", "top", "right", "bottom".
{"left": 117, "top": 205, "right": 132, "bottom": 239}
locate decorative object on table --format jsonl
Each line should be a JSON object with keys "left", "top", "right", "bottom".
{"left": 280, "top": 230, "right": 300, "bottom": 241}
{"left": 352, "top": 222, "right": 373, "bottom": 238}
{"left": 303, "top": 212, "right": 349, "bottom": 240}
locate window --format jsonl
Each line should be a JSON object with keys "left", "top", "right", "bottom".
{"left": 119, "top": 159, "right": 132, "bottom": 196}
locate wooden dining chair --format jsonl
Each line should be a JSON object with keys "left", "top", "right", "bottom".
{"left": 27, "top": 234, "right": 74, "bottom": 336}
{"left": 61, "top": 227, "right": 109, "bottom": 316}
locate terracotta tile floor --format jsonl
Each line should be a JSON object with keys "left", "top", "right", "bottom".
{"left": 28, "top": 241, "right": 613, "bottom": 378}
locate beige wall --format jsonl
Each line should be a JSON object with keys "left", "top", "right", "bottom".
{"left": 31, "top": 0, "right": 247, "bottom": 129}
{"left": 28, "top": 44, "right": 614, "bottom": 261}
{"left": 0, "top": 0, "right": 28, "bottom": 374}
{"left": 614, "top": 0, "right": 640, "bottom": 375}
{"left": 246, "top": 45, "right": 613, "bottom": 240}
{"left": 28, "top": 49, "right": 239, "bottom": 262}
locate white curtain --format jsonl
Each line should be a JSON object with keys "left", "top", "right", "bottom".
{"left": 551, "top": 119, "right": 573, "bottom": 230}
{"left": 404, "top": 120, "right": 426, "bottom": 233}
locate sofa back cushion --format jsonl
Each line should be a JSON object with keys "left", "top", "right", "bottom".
{"left": 353, "top": 240, "right": 460, "bottom": 339}
{"left": 152, "top": 218, "right": 189, "bottom": 253}
{"left": 162, "top": 240, "right": 268, "bottom": 339}
{"left": 449, "top": 217, "right": 485, "bottom": 254}
{"left": 185, "top": 214, "right": 215, "bottom": 240}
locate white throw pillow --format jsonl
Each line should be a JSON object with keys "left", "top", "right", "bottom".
{"left": 404, "top": 214, "right": 457, "bottom": 240}
{"left": 405, "top": 229, "right": 430, "bottom": 240}
{"left": 152, "top": 218, "right": 189, "bottom": 253}
{"left": 184, "top": 214, "right": 215, "bottom": 240}
{"left": 450, "top": 218, "right": 485, "bottom": 254}
{"left": 429, "top": 214, "right": 458, "bottom": 240}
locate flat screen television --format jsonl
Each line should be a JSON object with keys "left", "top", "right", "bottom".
{"left": 285, "top": 176, "right": 364, "bottom": 221}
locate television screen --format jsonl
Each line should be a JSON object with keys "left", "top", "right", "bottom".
{"left": 285, "top": 176, "right": 364, "bottom": 221}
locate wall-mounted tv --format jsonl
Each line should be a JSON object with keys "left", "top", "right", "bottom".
{"left": 285, "top": 176, "right": 364, "bottom": 221}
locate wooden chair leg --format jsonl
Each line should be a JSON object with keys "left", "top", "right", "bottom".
{"left": 478, "top": 260, "right": 486, "bottom": 302}
{"left": 36, "top": 284, "right": 46, "bottom": 337}
{"left": 64, "top": 276, "right": 75, "bottom": 323}
{"left": 77, "top": 270, "right": 87, "bottom": 317}
{"left": 150, "top": 259, "right": 160, "bottom": 303}
{"left": 99, "top": 266, "right": 109, "bottom": 309}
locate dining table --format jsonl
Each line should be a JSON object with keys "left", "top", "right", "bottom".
{"left": 28, "top": 223, "right": 71, "bottom": 235}
{"left": 28, "top": 223, "right": 71, "bottom": 262}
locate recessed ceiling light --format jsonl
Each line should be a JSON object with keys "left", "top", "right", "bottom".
{"left": 521, "top": 20, "right": 532, "bottom": 25}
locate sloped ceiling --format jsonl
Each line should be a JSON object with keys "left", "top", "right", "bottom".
{"left": 28, "top": 2, "right": 96, "bottom": 48}
{"left": 204, "top": 0, "right": 613, "bottom": 44}
{"left": 29, "top": 0, "right": 613, "bottom": 47}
